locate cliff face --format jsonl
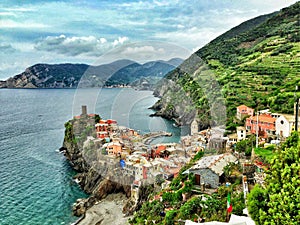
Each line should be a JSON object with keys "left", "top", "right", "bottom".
{"left": 61, "top": 116, "right": 161, "bottom": 218}
{"left": 0, "top": 63, "right": 88, "bottom": 88}
{"left": 61, "top": 116, "right": 132, "bottom": 216}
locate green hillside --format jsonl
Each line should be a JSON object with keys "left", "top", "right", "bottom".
{"left": 154, "top": 2, "right": 300, "bottom": 130}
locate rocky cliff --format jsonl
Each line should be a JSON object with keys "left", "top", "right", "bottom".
{"left": 61, "top": 115, "right": 153, "bottom": 218}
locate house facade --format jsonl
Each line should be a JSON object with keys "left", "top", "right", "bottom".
{"left": 104, "top": 142, "right": 122, "bottom": 156}
{"left": 184, "top": 153, "right": 237, "bottom": 188}
{"left": 245, "top": 114, "right": 276, "bottom": 138}
{"left": 275, "top": 114, "right": 296, "bottom": 138}
{"left": 237, "top": 126, "right": 246, "bottom": 141}
{"left": 236, "top": 105, "right": 254, "bottom": 120}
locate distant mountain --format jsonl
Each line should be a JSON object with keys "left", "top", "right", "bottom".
{"left": 152, "top": 2, "right": 300, "bottom": 128}
{"left": 0, "top": 58, "right": 183, "bottom": 89}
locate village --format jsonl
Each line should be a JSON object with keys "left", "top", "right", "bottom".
{"left": 69, "top": 101, "right": 300, "bottom": 225}
{"left": 73, "top": 103, "right": 299, "bottom": 222}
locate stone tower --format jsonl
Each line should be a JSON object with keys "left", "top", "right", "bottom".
{"left": 81, "top": 105, "right": 87, "bottom": 116}
{"left": 191, "top": 119, "right": 198, "bottom": 136}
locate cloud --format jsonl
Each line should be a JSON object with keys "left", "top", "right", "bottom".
{"left": 0, "top": 19, "right": 48, "bottom": 29}
{"left": 98, "top": 42, "right": 191, "bottom": 64}
{"left": 0, "top": 12, "right": 16, "bottom": 16}
{"left": 123, "top": 45, "right": 164, "bottom": 54}
{"left": 2, "top": 7, "right": 35, "bottom": 12}
{"left": 113, "top": 37, "right": 129, "bottom": 46}
{"left": 0, "top": 44, "right": 17, "bottom": 54}
{"left": 34, "top": 35, "right": 128, "bottom": 56}
{"left": 154, "top": 26, "right": 225, "bottom": 51}
{"left": 0, "top": 0, "right": 298, "bottom": 78}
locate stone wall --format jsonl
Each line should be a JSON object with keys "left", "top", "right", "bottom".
{"left": 194, "top": 169, "right": 219, "bottom": 188}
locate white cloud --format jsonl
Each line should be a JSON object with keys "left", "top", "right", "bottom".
{"left": 3, "top": 7, "right": 35, "bottom": 12}
{"left": 155, "top": 27, "right": 225, "bottom": 51}
{"left": 0, "top": 0, "right": 298, "bottom": 78}
{"left": 122, "top": 45, "right": 165, "bottom": 55}
{"left": 100, "top": 42, "right": 190, "bottom": 64}
{"left": 100, "top": 38, "right": 107, "bottom": 44}
{"left": 0, "top": 12, "right": 16, "bottom": 16}
{"left": 0, "top": 19, "right": 48, "bottom": 28}
{"left": 113, "top": 37, "right": 129, "bottom": 46}
{"left": 34, "top": 35, "right": 129, "bottom": 57}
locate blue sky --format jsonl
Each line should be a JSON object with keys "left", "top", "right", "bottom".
{"left": 0, "top": 0, "right": 298, "bottom": 79}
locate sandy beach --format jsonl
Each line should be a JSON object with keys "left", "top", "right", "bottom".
{"left": 77, "top": 193, "right": 131, "bottom": 225}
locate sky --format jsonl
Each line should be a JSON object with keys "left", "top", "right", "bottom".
{"left": 0, "top": 0, "right": 298, "bottom": 79}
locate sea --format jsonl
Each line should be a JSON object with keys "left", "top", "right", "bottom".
{"left": 0, "top": 88, "right": 183, "bottom": 225}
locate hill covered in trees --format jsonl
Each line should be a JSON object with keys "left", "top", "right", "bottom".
{"left": 0, "top": 58, "right": 183, "bottom": 89}
{"left": 152, "top": 2, "right": 300, "bottom": 130}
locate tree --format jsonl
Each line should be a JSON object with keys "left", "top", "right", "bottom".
{"left": 247, "top": 185, "right": 268, "bottom": 224}
{"left": 235, "top": 139, "right": 252, "bottom": 156}
{"left": 247, "top": 132, "right": 300, "bottom": 225}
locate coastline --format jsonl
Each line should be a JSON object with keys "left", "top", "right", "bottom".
{"left": 75, "top": 193, "right": 131, "bottom": 225}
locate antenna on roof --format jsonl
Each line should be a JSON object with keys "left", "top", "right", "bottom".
{"left": 256, "top": 111, "right": 259, "bottom": 148}
{"left": 295, "top": 86, "right": 299, "bottom": 132}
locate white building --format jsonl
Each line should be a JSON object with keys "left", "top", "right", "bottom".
{"left": 237, "top": 126, "right": 246, "bottom": 141}
{"left": 276, "top": 114, "right": 296, "bottom": 138}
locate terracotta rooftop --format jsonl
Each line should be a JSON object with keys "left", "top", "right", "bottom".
{"left": 237, "top": 104, "right": 253, "bottom": 111}
{"left": 248, "top": 114, "right": 276, "bottom": 123}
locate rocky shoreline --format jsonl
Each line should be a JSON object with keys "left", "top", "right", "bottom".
{"left": 60, "top": 114, "right": 155, "bottom": 224}
{"left": 75, "top": 193, "right": 131, "bottom": 225}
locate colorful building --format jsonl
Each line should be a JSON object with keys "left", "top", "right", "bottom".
{"left": 246, "top": 114, "right": 276, "bottom": 138}
{"left": 275, "top": 114, "right": 297, "bottom": 138}
{"left": 236, "top": 105, "right": 254, "bottom": 120}
{"left": 104, "top": 142, "right": 122, "bottom": 156}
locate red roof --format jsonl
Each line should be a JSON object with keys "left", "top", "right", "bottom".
{"left": 248, "top": 114, "right": 276, "bottom": 123}
{"left": 155, "top": 145, "right": 167, "bottom": 155}
{"left": 237, "top": 104, "right": 253, "bottom": 111}
{"left": 107, "top": 119, "right": 117, "bottom": 124}
{"left": 237, "top": 104, "right": 248, "bottom": 110}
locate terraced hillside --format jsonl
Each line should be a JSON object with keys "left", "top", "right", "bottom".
{"left": 153, "top": 2, "right": 300, "bottom": 131}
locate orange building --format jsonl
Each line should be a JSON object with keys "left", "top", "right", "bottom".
{"left": 105, "top": 142, "right": 122, "bottom": 156}
{"left": 236, "top": 105, "right": 254, "bottom": 120}
{"left": 95, "top": 123, "right": 108, "bottom": 138}
{"left": 246, "top": 114, "right": 276, "bottom": 138}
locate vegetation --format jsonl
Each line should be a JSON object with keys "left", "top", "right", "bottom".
{"left": 254, "top": 145, "right": 276, "bottom": 163}
{"left": 235, "top": 135, "right": 256, "bottom": 156}
{"left": 156, "top": 2, "right": 300, "bottom": 131}
{"left": 129, "top": 151, "right": 246, "bottom": 224}
{"left": 247, "top": 132, "right": 300, "bottom": 224}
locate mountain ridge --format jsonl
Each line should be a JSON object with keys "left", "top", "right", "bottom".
{"left": 152, "top": 1, "right": 300, "bottom": 129}
{"left": 0, "top": 58, "right": 183, "bottom": 89}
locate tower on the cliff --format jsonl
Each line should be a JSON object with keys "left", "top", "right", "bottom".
{"left": 81, "top": 105, "right": 87, "bottom": 116}
{"left": 191, "top": 118, "right": 198, "bottom": 136}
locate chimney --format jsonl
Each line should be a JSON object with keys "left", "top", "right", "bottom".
{"left": 81, "top": 105, "right": 87, "bottom": 115}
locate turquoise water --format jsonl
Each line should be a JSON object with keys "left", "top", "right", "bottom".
{"left": 0, "top": 88, "right": 181, "bottom": 225}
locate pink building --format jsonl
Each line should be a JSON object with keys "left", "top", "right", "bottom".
{"left": 246, "top": 114, "right": 276, "bottom": 138}
{"left": 236, "top": 105, "right": 254, "bottom": 120}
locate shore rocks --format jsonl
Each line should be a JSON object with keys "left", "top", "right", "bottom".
{"left": 62, "top": 117, "right": 132, "bottom": 219}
